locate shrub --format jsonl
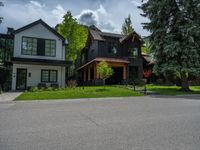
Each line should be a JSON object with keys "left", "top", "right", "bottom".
{"left": 156, "top": 78, "right": 164, "bottom": 85}
{"left": 31, "top": 87, "right": 39, "bottom": 92}
{"left": 67, "top": 80, "right": 77, "bottom": 88}
{"left": 50, "top": 83, "right": 59, "bottom": 89}
{"left": 132, "top": 78, "right": 147, "bottom": 86}
{"left": 38, "top": 83, "right": 47, "bottom": 89}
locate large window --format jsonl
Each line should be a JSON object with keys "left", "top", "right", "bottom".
{"left": 21, "top": 37, "right": 56, "bottom": 57}
{"left": 108, "top": 42, "right": 118, "bottom": 55}
{"left": 41, "top": 70, "right": 57, "bottom": 82}
{"left": 45, "top": 40, "right": 56, "bottom": 57}
{"left": 130, "top": 48, "right": 139, "bottom": 58}
{"left": 22, "top": 37, "right": 37, "bottom": 55}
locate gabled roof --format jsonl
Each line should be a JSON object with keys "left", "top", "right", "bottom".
{"left": 88, "top": 25, "right": 143, "bottom": 44}
{"left": 89, "top": 25, "right": 125, "bottom": 41}
{"left": 13, "top": 19, "right": 65, "bottom": 41}
{"left": 120, "top": 31, "right": 144, "bottom": 44}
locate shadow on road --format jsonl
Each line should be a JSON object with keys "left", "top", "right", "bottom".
{"left": 149, "top": 94, "right": 200, "bottom": 100}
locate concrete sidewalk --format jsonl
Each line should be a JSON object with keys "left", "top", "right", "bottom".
{"left": 0, "top": 92, "right": 22, "bottom": 102}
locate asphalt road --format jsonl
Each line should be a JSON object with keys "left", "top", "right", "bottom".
{"left": 0, "top": 96, "right": 200, "bottom": 150}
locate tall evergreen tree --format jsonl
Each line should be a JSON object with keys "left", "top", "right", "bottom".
{"left": 121, "top": 14, "right": 134, "bottom": 35}
{"left": 140, "top": 0, "right": 200, "bottom": 91}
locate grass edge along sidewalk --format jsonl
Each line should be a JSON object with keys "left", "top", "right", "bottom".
{"left": 16, "top": 86, "right": 143, "bottom": 101}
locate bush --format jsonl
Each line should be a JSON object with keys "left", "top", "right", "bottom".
{"left": 30, "top": 87, "right": 39, "bottom": 92}
{"left": 67, "top": 80, "right": 77, "bottom": 88}
{"left": 129, "top": 78, "right": 147, "bottom": 86}
{"left": 50, "top": 83, "right": 59, "bottom": 89}
{"left": 156, "top": 78, "right": 164, "bottom": 85}
{"left": 38, "top": 83, "right": 47, "bottom": 89}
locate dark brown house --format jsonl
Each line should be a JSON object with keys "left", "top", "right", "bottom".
{"left": 76, "top": 26, "right": 144, "bottom": 85}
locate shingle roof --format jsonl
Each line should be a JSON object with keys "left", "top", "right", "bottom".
{"left": 89, "top": 30, "right": 104, "bottom": 41}
{"left": 88, "top": 25, "right": 143, "bottom": 44}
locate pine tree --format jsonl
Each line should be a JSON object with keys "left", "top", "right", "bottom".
{"left": 121, "top": 14, "right": 134, "bottom": 35}
{"left": 140, "top": 0, "right": 200, "bottom": 91}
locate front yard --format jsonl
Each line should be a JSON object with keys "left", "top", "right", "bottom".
{"left": 146, "top": 85, "right": 200, "bottom": 95}
{"left": 16, "top": 86, "right": 142, "bottom": 100}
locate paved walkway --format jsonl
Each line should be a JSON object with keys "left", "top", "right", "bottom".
{"left": 0, "top": 92, "right": 22, "bottom": 102}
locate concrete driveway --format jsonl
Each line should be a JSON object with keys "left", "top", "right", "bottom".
{"left": 0, "top": 96, "right": 200, "bottom": 150}
{"left": 0, "top": 92, "right": 22, "bottom": 103}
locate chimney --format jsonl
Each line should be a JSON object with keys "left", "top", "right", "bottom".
{"left": 7, "top": 27, "right": 14, "bottom": 34}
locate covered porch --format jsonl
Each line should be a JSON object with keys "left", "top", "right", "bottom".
{"left": 77, "top": 57, "right": 130, "bottom": 85}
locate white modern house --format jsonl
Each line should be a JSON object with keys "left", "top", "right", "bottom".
{"left": 11, "top": 19, "right": 71, "bottom": 90}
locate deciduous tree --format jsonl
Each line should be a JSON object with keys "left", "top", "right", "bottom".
{"left": 97, "top": 61, "right": 114, "bottom": 86}
{"left": 56, "top": 11, "right": 88, "bottom": 63}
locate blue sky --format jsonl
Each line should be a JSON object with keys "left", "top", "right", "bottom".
{"left": 0, "top": 0, "right": 149, "bottom": 36}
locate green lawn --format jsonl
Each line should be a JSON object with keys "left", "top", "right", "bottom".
{"left": 146, "top": 85, "right": 200, "bottom": 95}
{"left": 16, "top": 86, "right": 142, "bottom": 101}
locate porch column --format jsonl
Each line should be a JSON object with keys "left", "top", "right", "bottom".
{"left": 88, "top": 66, "right": 91, "bottom": 80}
{"left": 94, "top": 62, "right": 99, "bottom": 80}
{"left": 94, "top": 63, "right": 99, "bottom": 79}
{"left": 83, "top": 68, "right": 86, "bottom": 81}
{"left": 123, "top": 65, "right": 126, "bottom": 80}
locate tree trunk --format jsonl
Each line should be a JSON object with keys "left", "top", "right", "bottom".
{"left": 180, "top": 74, "right": 190, "bottom": 92}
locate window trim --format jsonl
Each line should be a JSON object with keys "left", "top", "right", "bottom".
{"left": 107, "top": 42, "right": 118, "bottom": 55}
{"left": 130, "top": 47, "right": 139, "bottom": 58}
{"left": 45, "top": 39, "right": 56, "bottom": 57}
{"left": 41, "top": 69, "right": 58, "bottom": 83}
{"left": 21, "top": 36, "right": 56, "bottom": 57}
{"left": 21, "top": 36, "right": 37, "bottom": 56}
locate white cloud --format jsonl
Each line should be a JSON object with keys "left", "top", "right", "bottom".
{"left": 30, "top": 0, "right": 43, "bottom": 8}
{"left": 130, "top": 0, "right": 141, "bottom": 7}
{"left": 0, "top": 1, "right": 66, "bottom": 32}
{"left": 76, "top": 4, "right": 118, "bottom": 33}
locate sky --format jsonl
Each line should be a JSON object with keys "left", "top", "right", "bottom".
{"left": 0, "top": 0, "right": 149, "bottom": 36}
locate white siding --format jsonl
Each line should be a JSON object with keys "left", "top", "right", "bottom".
{"left": 12, "top": 64, "right": 66, "bottom": 90}
{"left": 14, "top": 23, "right": 65, "bottom": 60}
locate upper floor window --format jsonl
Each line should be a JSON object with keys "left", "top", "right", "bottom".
{"left": 130, "top": 48, "right": 139, "bottom": 58}
{"left": 21, "top": 37, "right": 56, "bottom": 57}
{"left": 45, "top": 40, "right": 56, "bottom": 57}
{"left": 22, "top": 37, "right": 37, "bottom": 55}
{"left": 108, "top": 42, "right": 118, "bottom": 55}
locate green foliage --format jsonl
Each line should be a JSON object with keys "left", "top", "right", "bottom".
{"left": 140, "top": 0, "right": 200, "bottom": 91}
{"left": 56, "top": 11, "right": 88, "bottom": 63}
{"left": 121, "top": 14, "right": 134, "bottom": 35}
{"left": 97, "top": 61, "right": 114, "bottom": 81}
{"left": 67, "top": 80, "right": 77, "bottom": 88}
{"left": 141, "top": 38, "right": 151, "bottom": 55}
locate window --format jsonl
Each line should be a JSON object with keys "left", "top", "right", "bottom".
{"left": 22, "top": 37, "right": 37, "bottom": 55}
{"left": 108, "top": 42, "right": 117, "bottom": 54}
{"left": 41, "top": 70, "right": 57, "bottom": 82}
{"left": 130, "top": 48, "right": 139, "bottom": 58}
{"left": 45, "top": 40, "right": 56, "bottom": 57}
{"left": 21, "top": 37, "right": 56, "bottom": 57}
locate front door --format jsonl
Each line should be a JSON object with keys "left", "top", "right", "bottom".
{"left": 16, "top": 68, "right": 27, "bottom": 90}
